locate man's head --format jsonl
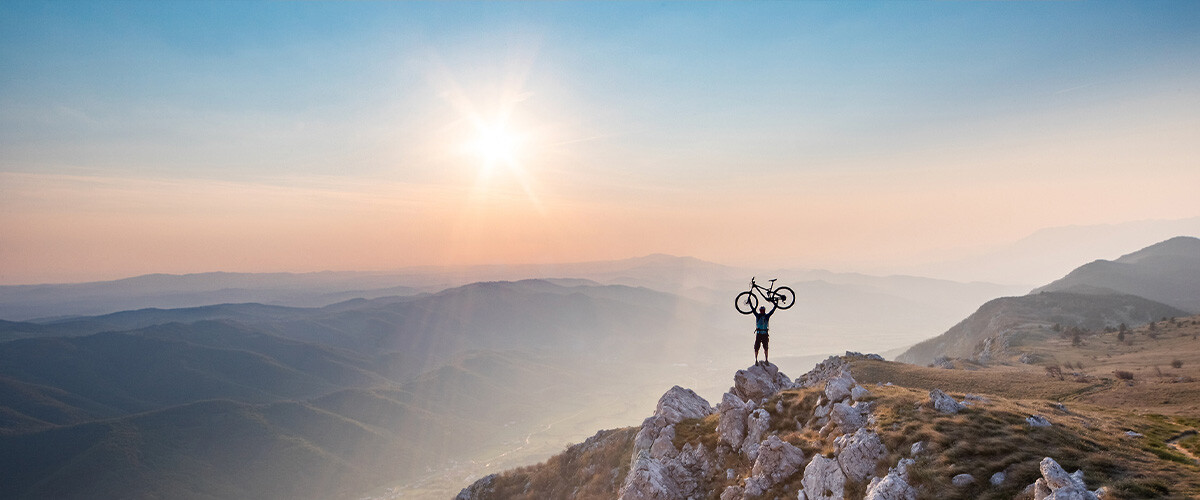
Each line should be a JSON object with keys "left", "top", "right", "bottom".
{"left": 759, "top": 306, "right": 766, "bottom": 313}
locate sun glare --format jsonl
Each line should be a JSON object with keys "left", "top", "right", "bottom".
{"left": 470, "top": 122, "right": 521, "bottom": 166}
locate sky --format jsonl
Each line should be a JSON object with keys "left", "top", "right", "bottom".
{"left": 2, "top": 1, "right": 1199, "bottom": 285}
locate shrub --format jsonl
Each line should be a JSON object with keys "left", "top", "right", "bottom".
{"left": 1171, "top": 359, "right": 1183, "bottom": 369}
{"left": 1114, "top": 370, "right": 1134, "bottom": 380}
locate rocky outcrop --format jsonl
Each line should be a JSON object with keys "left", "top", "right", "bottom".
{"left": 743, "top": 435, "right": 805, "bottom": 497}
{"left": 929, "top": 389, "right": 965, "bottom": 414}
{"left": 620, "top": 387, "right": 715, "bottom": 500}
{"left": 1027, "top": 415, "right": 1052, "bottom": 427}
{"left": 835, "top": 428, "right": 887, "bottom": 482}
{"left": 732, "top": 362, "right": 795, "bottom": 403}
{"left": 716, "top": 392, "right": 752, "bottom": 450}
{"left": 656, "top": 385, "right": 715, "bottom": 424}
{"left": 864, "top": 458, "right": 916, "bottom": 500}
{"left": 741, "top": 408, "right": 771, "bottom": 459}
{"left": 454, "top": 473, "right": 497, "bottom": 500}
{"left": 801, "top": 454, "right": 846, "bottom": 500}
{"left": 1023, "top": 457, "right": 1102, "bottom": 500}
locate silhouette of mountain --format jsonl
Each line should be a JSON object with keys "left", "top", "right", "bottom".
{"left": 1032, "top": 236, "right": 1200, "bottom": 312}
{"left": 898, "top": 237, "right": 1198, "bottom": 365}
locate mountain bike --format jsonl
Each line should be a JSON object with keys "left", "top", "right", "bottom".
{"left": 735, "top": 277, "right": 796, "bottom": 314}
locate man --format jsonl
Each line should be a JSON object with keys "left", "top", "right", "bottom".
{"left": 753, "top": 302, "right": 777, "bottom": 366}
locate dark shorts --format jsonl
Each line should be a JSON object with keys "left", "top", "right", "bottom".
{"left": 754, "top": 332, "right": 769, "bottom": 351}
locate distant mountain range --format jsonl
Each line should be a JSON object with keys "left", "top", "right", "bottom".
{"left": 898, "top": 236, "right": 1200, "bottom": 365}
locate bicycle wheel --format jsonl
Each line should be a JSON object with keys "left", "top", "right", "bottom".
{"left": 773, "top": 286, "right": 796, "bottom": 309}
{"left": 735, "top": 291, "right": 758, "bottom": 314}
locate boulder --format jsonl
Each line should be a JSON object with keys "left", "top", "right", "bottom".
{"left": 1023, "top": 457, "right": 1100, "bottom": 500}
{"left": 750, "top": 435, "right": 806, "bottom": 487}
{"left": 990, "top": 471, "right": 1006, "bottom": 486}
{"left": 829, "top": 402, "right": 865, "bottom": 433}
{"left": 649, "top": 425, "right": 677, "bottom": 459}
{"left": 864, "top": 458, "right": 916, "bottom": 500}
{"left": 796, "top": 356, "right": 850, "bottom": 388}
{"left": 618, "top": 457, "right": 679, "bottom": 500}
{"left": 824, "top": 368, "right": 856, "bottom": 402}
{"left": 835, "top": 428, "right": 887, "bottom": 482}
{"left": 1046, "top": 485, "right": 1100, "bottom": 500}
{"left": 929, "top": 389, "right": 964, "bottom": 414}
{"left": 741, "top": 408, "right": 771, "bottom": 459}
{"left": 910, "top": 441, "right": 925, "bottom": 456}
{"left": 717, "top": 392, "right": 750, "bottom": 449}
{"left": 802, "top": 455, "right": 846, "bottom": 500}
{"left": 851, "top": 384, "right": 872, "bottom": 401}
{"left": 656, "top": 385, "right": 714, "bottom": 425}
{"left": 1040, "top": 457, "right": 1083, "bottom": 490}
{"left": 719, "top": 485, "right": 743, "bottom": 500}
{"left": 733, "top": 362, "right": 794, "bottom": 402}
{"left": 951, "top": 473, "right": 975, "bottom": 487}
{"left": 1027, "top": 415, "right": 1052, "bottom": 427}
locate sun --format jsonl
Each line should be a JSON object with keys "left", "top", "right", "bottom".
{"left": 469, "top": 122, "right": 521, "bottom": 166}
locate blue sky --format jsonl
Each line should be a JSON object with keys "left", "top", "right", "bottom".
{"left": 1, "top": 1, "right": 1198, "bottom": 283}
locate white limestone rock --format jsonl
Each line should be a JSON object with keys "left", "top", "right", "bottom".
{"left": 733, "top": 362, "right": 795, "bottom": 402}
{"left": 649, "top": 425, "right": 678, "bottom": 459}
{"left": 824, "top": 368, "right": 856, "bottom": 402}
{"left": 750, "top": 435, "right": 807, "bottom": 487}
{"left": 1027, "top": 415, "right": 1052, "bottom": 427}
{"left": 951, "top": 473, "right": 975, "bottom": 487}
{"left": 851, "top": 384, "right": 872, "bottom": 401}
{"left": 717, "top": 392, "right": 750, "bottom": 450}
{"left": 720, "top": 485, "right": 743, "bottom": 500}
{"left": 929, "top": 389, "right": 965, "bottom": 414}
{"left": 864, "top": 458, "right": 916, "bottom": 500}
{"left": 741, "top": 408, "right": 771, "bottom": 460}
{"left": 834, "top": 428, "right": 887, "bottom": 483}
{"left": 829, "top": 402, "right": 865, "bottom": 433}
{"left": 1040, "top": 457, "right": 1084, "bottom": 490}
{"left": 909, "top": 441, "right": 925, "bottom": 456}
{"left": 796, "top": 356, "right": 850, "bottom": 388}
{"left": 989, "top": 471, "right": 1006, "bottom": 486}
{"left": 618, "top": 457, "right": 679, "bottom": 500}
{"left": 656, "top": 385, "right": 714, "bottom": 425}
{"left": 801, "top": 455, "right": 846, "bottom": 500}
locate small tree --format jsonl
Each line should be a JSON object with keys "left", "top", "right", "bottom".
{"left": 1171, "top": 359, "right": 1183, "bottom": 369}
{"left": 1072, "top": 333, "right": 1082, "bottom": 346}
{"left": 1148, "top": 321, "right": 1157, "bottom": 332}
{"left": 1053, "top": 323, "right": 1062, "bottom": 333}
{"left": 1117, "top": 330, "right": 1126, "bottom": 342}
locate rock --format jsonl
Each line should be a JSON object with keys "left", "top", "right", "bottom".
{"left": 733, "top": 362, "right": 794, "bottom": 402}
{"left": 933, "top": 356, "right": 955, "bottom": 369}
{"left": 649, "top": 425, "right": 677, "bottom": 459}
{"left": 964, "top": 394, "right": 990, "bottom": 404}
{"left": 1123, "top": 430, "right": 1143, "bottom": 438}
{"left": 824, "top": 368, "right": 856, "bottom": 402}
{"left": 1046, "top": 485, "right": 1100, "bottom": 500}
{"left": 952, "top": 473, "right": 975, "bottom": 487}
{"left": 717, "top": 392, "right": 750, "bottom": 449}
{"left": 829, "top": 402, "right": 865, "bottom": 433}
{"left": 796, "top": 356, "right": 850, "bottom": 388}
{"left": 801, "top": 455, "right": 846, "bottom": 500}
{"left": 751, "top": 435, "right": 806, "bottom": 486}
{"left": 719, "top": 485, "right": 743, "bottom": 500}
{"left": 1027, "top": 415, "right": 1052, "bottom": 427}
{"left": 455, "top": 473, "right": 497, "bottom": 500}
{"left": 990, "top": 471, "right": 1006, "bottom": 485}
{"left": 656, "top": 386, "right": 714, "bottom": 425}
{"left": 1023, "top": 457, "right": 1099, "bottom": 500}
{"left": 929, "top": 389, "right": 965, "bottom": 414}
{"left": 864, "top": 458, "right": 917, "bottom": 500}
{"left": 1034, "top": 478, "right": 1052, "bottom": 500}
{"left": 726, "top": 468, "right": 735, "bottom": 480}
{"left": 741, "top": 408, "right": 771, "bottom": 459}
{"left": 851, "top": 384, "right": 872, "bottom": 401}
{"left": 1094, "top": 486, "right": 1112, "bottom": 499}
{"left": 910, "top": 441, "right": 925, "bottom": 456}
{"left": 834, "top": 428, "right": 887, "bottom": 482}
{"left": 634, "top": 416, "right": 665, "bottom": 454}
{"left": 1040, "top": 457, "right": 1078, "bottom": 489}
{"left": 618, "top": 457, "right": 678, "bottom": 500}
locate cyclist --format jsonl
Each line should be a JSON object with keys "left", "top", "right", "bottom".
{"left": 753, "top": 302, "right": 778, "bottom": 366}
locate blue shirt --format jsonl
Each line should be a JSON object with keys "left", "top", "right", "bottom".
{"left": 754, "top": 309, "right": 774, "bottom": 331}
